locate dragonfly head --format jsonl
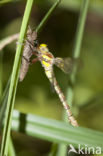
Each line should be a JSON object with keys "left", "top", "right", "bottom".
{"left": 39, "top": 44, "right": 49, "bottom": 53}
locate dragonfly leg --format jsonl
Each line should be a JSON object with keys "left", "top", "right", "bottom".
{"left": 32, "top": 51, "right": 38, "bottom": 56}
{"left": 31, "top": 58, "right": 39, "bottom": 64}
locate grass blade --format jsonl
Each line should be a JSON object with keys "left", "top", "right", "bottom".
{"left": 36, "top": 0, "right": 61, "bottom": 33}
{"left": 11, "top": 110, "right": 103, "bottom": 152}
{"left": 0, "top": 78, "right": 10, "bottom": 130}
{"left": 70, "top": 0, "right": 90, "bottom": 84}
{"left": 8, "top": 137, "right": 16, "bottom": 156}
{"left": 68, "top": 0, "right": 90, "bottom": 105}
{"left": 0, "top": 0, "right": 34, "bottom": 155}
{"left": 58, "top": 0, "right": 90, "bottom": 155}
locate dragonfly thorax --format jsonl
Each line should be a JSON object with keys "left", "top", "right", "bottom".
{"left": 37, "top": 44, "right": 54, "bottom": 69}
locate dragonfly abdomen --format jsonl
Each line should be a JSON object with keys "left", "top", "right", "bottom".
{"left": 53, "top": 78, "right": 79, "bottom": 127}
{"left": 44, "top": 68, "right": 53, "bottom": 83}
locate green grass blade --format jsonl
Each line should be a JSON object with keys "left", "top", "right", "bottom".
{"left": 11, "top": 110, "right": 103, "bottom": 152}
{"left": 57, "top": 144, "right": 67, "bottom": 156}
{"left": 0, "top": 78, "right": 10, "bottom": 130}
{"left": 48, "top": 143, "right": 58, "bottom": 156}
{"left": 36, "top": 0, "right": 61, "bottom": 34}
{"left": 68, "top": 0, "right": 90, "bottom": 102}
{"left": 58, "top": 0, "right": 90, "bottom": 155}
{"left": 8, "top": 137, "right": 16, "bottom": 156}
{"left": 0, "top": 0, "right": 34, "bottom": 155}
{"left": 70, "top": 0, "right": 90, "bottom": 83}
{"left": 66, "top": 0, "right": 90, "bottom": 120}
{"left": 0, "top": 0, "right": 12, "bottom": 5}
{"left": 0, "top": 78, "right": 16, "bottom": 156}
{"left": 0, "top": 50, "right": 16, "bottom": 156}
{"left": 73, "top": 0, "right": 90, "bottom": 58}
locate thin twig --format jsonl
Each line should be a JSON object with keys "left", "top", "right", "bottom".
{"left": 0, "top": 33, "right": 19, "bottom": 51}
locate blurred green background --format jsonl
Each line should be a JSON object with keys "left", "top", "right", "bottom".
{"left": 0, "top": 0, "right": 103, "bottom": 155}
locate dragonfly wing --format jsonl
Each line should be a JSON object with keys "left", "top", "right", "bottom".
{"left": 54, "top": 57, "right": 75, "bottom": 74}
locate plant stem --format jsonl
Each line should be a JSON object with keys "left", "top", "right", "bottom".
{"left": 58, "top": 0, "right": 90, "bottom": 155}
{"left": 57, "top": 143, "right": 67, "bottom": 156}
{"left": 36, "top": 0, "right": 61, "bottom": 34}
{"left": 0, "top": 56, "right": 15, "bottom": 156}
{"left": 8, "top": 137, "right": 16, "bottom": 156}
{"left": 0, "top": 78, "right": 10, "bottom": 130}
{"left": 0, "top": 0, "right": 12, "bottom": 5}
{"left": 0, "top": 33, "right": 19, "bottom": 52}
{"left": 0, "top": 0, "right": 34, "bottom": 155}
{"left": 68, "top": 0, "right": 90, "bottom": 116}
{"left": 71, "top": 0, "right": 90, "bottom": 83}
{"left": 0, "top": 62, "right": 16, "bottom": 156}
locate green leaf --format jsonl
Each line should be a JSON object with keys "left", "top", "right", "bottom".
{"left": 12, "top": 110, "right": 103, "bottom": 152}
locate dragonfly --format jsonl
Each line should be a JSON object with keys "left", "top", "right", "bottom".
{"left": 19, "top": 28, "right": 78, "bottom": 127}
{"left": 34, "top": 44, "right": 79, "bottom": 127}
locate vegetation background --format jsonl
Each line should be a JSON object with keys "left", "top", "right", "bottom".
{"left": 0, "top": 0, "right": 103, "bottom": 155}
